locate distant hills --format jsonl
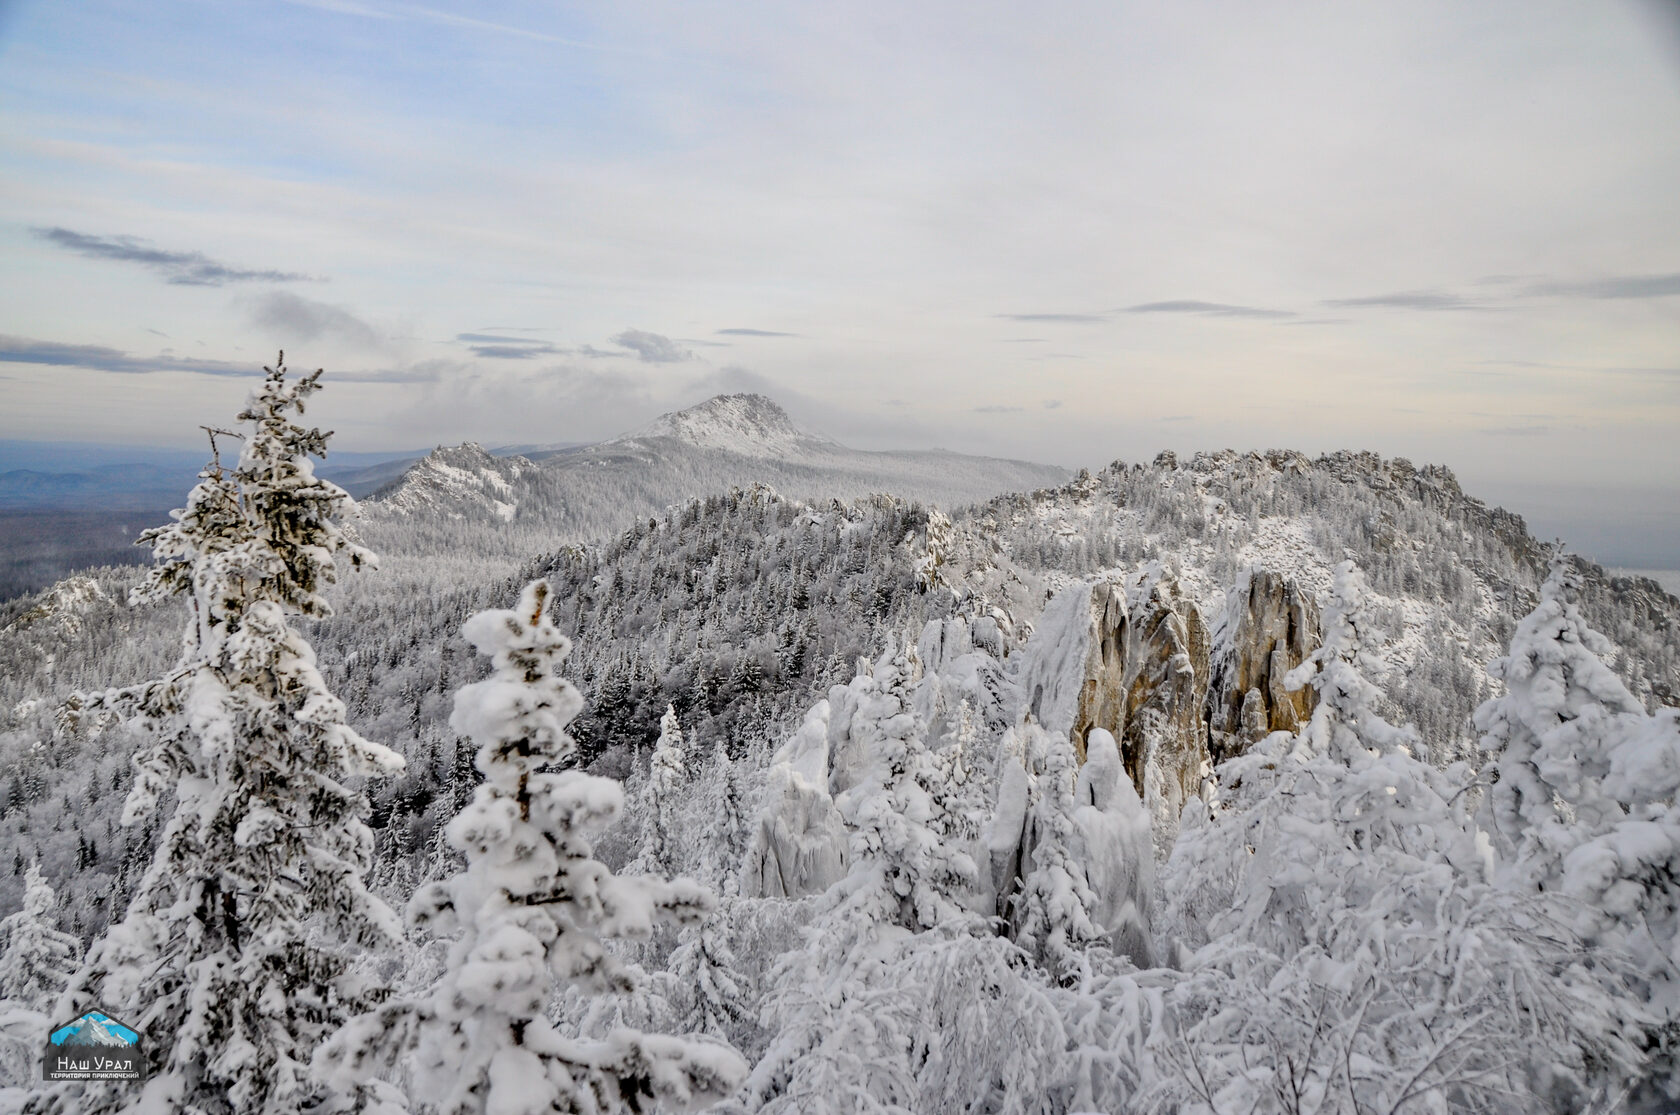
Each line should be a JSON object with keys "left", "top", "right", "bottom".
{"left": 364, "top": 393, "right": 1070, "bottom": 541}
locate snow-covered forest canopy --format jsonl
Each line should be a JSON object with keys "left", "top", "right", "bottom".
{"left": 2, "top": 371, "right": 1679, "bottom": 1113}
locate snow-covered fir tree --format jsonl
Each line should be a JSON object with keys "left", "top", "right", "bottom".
{"left": 667, "top": 903, "right": 753, "bottom": 1041}
{"left": 31, "top": 358, "right": 406, "bottom": 1115}
{"left": 1283, "top": 558, "right": 1419, "bottom": 762}
{"left": 1478, "top": 556, "right": 1680, "bottom": 1092}
{"left": 0, "top": 863, "right": 83, "bottom": 1089}
{"left": 702, "top": 743, "right": 751, "bottom": 891}
{"left": 830, "top": 648, "right": 976, "bottom": 935}
{"left": 630, "top": 704, "right": 687, "bottom": 877}
{"left": 0, "top": 863, "right": 80, "bottom": 1014}
{"left": 1156, "top": 559, "right": 1644, "bottom": 1111}
{"left": 1008, "top": 721, "right": 1106, "bottom": 984}
{"left": 314, "top": 579, "right": 746, "bottom": 1115}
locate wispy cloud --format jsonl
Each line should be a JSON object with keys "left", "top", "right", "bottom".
{"left": 0, "top": 334, "right": 440, "bottom": 381}
{"left": 993, "top": 312, "right": 1108, "bottom": 323}
{"left": 247, "top": 292, "right": 379, "bottom": 347}
{"left": 1522, "top": 273, "right": 1680, "bottom": 300}
{"left": 716, "top": 328, "right": 801, "bottom": 338}
{"left": 453, "top": 333, "right": 563, "bottom": 359}
{"left": 611, "top": 329, "right": 692, "bottom": 363}
{"left": 1042, "top": 399, "right": 1063, "bottom": 409}
{"left": 974, "top": 404, "right": 1025, "bottom": 413}
{"left": 1324, "top": 290, "right": 1490, "bottom": 311}
{"left": 0, "top": 336, "right": 260, "bottom": 376}
{"left": 1479, "top": 424, "right": 1552, "bottom": 436}
{"left": 33, "top": 227, "right": 315, "bottom": 286}
{"left": 280, "top": 0, "right": 619, "bottom": 52}
{"left": 1124, "top": 300, "right": 1294, "bottom": 319}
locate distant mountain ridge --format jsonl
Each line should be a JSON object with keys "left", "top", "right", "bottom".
{"left": 359, "top": 393, "right": 1071, "bottom": 550}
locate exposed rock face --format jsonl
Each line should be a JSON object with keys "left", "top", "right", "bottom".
{"left": 1021, "top": 566, "right": 1212, "bottom": 855}
{"left": 1208, "top": 570, "right": 1320, "bottom": 764}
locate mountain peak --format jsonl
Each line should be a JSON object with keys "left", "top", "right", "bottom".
{"left": 628, "top": 394, "right": 824, "bottom": 458}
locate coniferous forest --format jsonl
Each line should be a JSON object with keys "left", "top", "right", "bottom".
{"left": 0, "top": 362, "right": 1677, "bottom": 1114}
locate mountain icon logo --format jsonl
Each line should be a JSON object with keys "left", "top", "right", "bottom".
{"left": 44, "top": 1009, "right": 143, "bottom": 1081}
{"left": 50, "top": 1011, "right": 139, "bottom": 1047}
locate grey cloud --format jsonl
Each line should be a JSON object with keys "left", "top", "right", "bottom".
{"left": 1124, "top": 300, "right": 1295, "bottom": 319}
{"left": 1479, "top": 424, "right": 1553, "bottom": 436}
{"left": 0, "top": 335, "right": 259, "bottom": 377}
{"left": 34, "top": 227, "right": 316, "bottom": 286}
{"left": 1043, "top": 399, "right": 1063, "bottom": 409}
{"left": 0, "top": 334, "right": 441, "bottom": 382}
{"left": 1324, "top": 290, "right": 1489, "bottom": 311}
{"left": 611, "top": 329, "right": 691, "bottom": 363}
{"left": 470, "top": 344, "right": 563, "bottom": 359}
{"left": 716, "top": 328, "right": 801, "bottom": 337}
{"left": 1523, "top": 273, "right": 1680, "bottom": 300}
{"left": 993, "top": 312, "right": 1108, "bottom": 323}
{"left": 1161, "top": 415, "right": 1193, "bottom": 422}
{"left": 974, "top": 405, "right": 1024, "bottom": 413}
{"left": 452, "top": 333, "right": 564, "bottom": 359}
{"left": 457, "top": 332, "right": 543, "bottom": 344}
{"left": 247, "top": 292, "right": 379, "bottom": 347}
{"left": 1001, "top": 337, "right": 1048, "bottom": 343}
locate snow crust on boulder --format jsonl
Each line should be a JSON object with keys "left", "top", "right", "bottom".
{"left": 743, "top": 702, "right": 850, "bottom": 899}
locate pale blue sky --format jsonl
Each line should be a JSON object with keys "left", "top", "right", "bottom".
{"left": 1, "top": 1, "right": 1678, "bottom": 562}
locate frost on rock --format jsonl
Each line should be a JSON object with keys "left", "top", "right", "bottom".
{"left": 35, "top": 358, "right": 404, "bottom": 1115}
{"left": 1018, "top": 567, "right": 1213, "bottom": 856}
{"left": 314, "top": 580, "right": 745, "bottom": 1115}
{"left": 742, "top": 701, "right": 849, "bottom": 899}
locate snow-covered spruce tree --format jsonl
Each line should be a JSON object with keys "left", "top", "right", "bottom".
{"left": 32, "top": 358, "right": 405, "bottom": 1115}
{"left": 829, "top": 648, "right": 977, "bottom": 934}
{"left": 0, "top": 863, "right": 81, "bottom": 1013}
{"left": 1478, "top": 556, "right": 1680, "bottom": 1087}
{"left": 1282, "top": 558, "right": 1419, "bottom": 763}
{"left": 0, "top": 864, "right": 83, "bottom": 1088}
{"left": 314, "top": 580, "right": 746, "bottom": 1115}
{"left": 1481, "top": 556, "right": 1664, "bottom": 885}
{"left": 1009, "top": 721, "right": 1106, "bottom": 985}
{"left": 666, "top": 906, "right": 753, "bottom": 1042}
{"left": 742, "top": 649, "right": 981, "bottom": 1113}
{"left": 701, "top": 743, "right": 750, "bottom": 891}
{"left": 629, "top": 704, "right": 686, "bottom": 877}
{"left": 1153, "top": 559, "right": 1643, "bottom": 1112}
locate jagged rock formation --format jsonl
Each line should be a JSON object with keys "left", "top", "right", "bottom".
{"left": 371, "top": 443, "right": 527, "bottom": 522}
{"left": 1021, "top": 566, "right": 1213, "bottom": 854}
{"left": 1208, "top": 570, "right": 1320, "bottom": 764}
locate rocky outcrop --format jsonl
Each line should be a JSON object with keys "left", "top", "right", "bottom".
{"left": 1207, "top": 570, "right": 1320, "bottom": 764}
{"left": 1021, "top": 565, "right": 1212, "bottom": 854}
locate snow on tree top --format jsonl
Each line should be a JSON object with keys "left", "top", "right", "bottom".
{"left": 626, "top": 393, "right": 834, "bottom": 459}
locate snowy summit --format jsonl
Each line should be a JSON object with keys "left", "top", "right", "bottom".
{"left": 628, "top": 394, "right": 833, "bottom": 459}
